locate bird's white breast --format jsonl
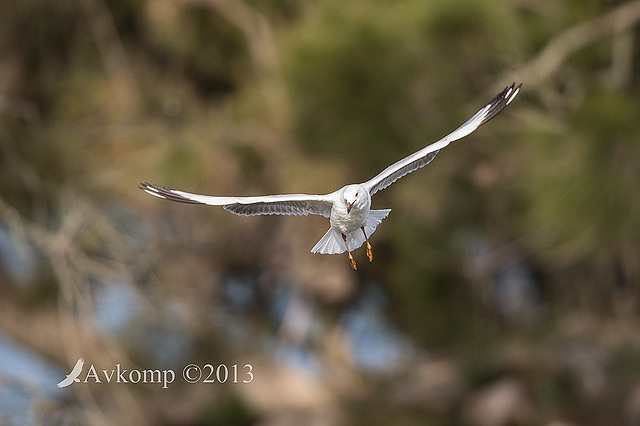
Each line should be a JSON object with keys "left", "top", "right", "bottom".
{"left": 330, "top": 191, "right": 371, "bottom": 234}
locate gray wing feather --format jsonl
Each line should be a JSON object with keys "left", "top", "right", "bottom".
{"left": 363, "top": 83, "right": 521, "bottom": 196}
{"left": 139, "top": 182, "right": 333, "bottom": 218}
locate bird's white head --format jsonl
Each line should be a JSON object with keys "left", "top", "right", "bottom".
{"left": 343, "top": 185, "right": 368, "bottom": 214}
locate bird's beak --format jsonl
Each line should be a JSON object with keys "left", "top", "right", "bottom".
{"left": 347, "top": 202, "right": 353, "bottom": 213}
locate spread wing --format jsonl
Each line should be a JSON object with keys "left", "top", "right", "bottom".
{"left": 362, "top": 83, "right": 521, "bottom": 196}
{"left": 57, "top": 377, "right": 73, "bottom": 388}
{"left": 69, "top": 358, "right": 84, "bottom": 377}
{"left": 139, "top": 182, "right": 334, "bottom": 218}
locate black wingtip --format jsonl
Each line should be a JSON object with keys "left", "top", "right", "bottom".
{"left": 138, "top": 181, "right": 204, "bottom": 204}
{"left": 505, "top": 82, "right": 522, "bottom": 105}
{"left": 138, "top": 181, "right": 150, "bottom": 192}
{"left": 479, "top": 82, "right": 522, "bottom": 126}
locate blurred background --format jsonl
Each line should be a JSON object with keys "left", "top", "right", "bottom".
{"left": 1, "top": 0, "right": 640, "bottom": 424}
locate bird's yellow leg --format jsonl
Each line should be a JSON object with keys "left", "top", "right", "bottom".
{"left": 342, "top": 233, "right": 358, "bottom": 271}
{"left": 361, "top": 227, "right": 373, "bottom": 263}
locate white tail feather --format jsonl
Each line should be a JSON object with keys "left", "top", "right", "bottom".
{"left": 310, "top": 228, "right": 345, "bottom": 254}
{"left": 310, "top": 209, "right": 391, "bottom": 255}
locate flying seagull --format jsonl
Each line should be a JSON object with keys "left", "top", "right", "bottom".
{"left": 140, "top": 83, "right": 521, "bottom": 271}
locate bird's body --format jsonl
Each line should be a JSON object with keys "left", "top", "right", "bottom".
{"left": 330, "top": 185, "right": 369, "bottom": 234}
{"left": 140, "top": 83, "right": 521, "bottom": 270}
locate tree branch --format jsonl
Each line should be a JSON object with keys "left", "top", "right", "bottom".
{"left": 506, "top": 0, "right": 640, "bottom": 89}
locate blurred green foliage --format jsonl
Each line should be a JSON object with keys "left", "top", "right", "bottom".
{"left": 283, "top": 0, "right": 519, "bottom": 171}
